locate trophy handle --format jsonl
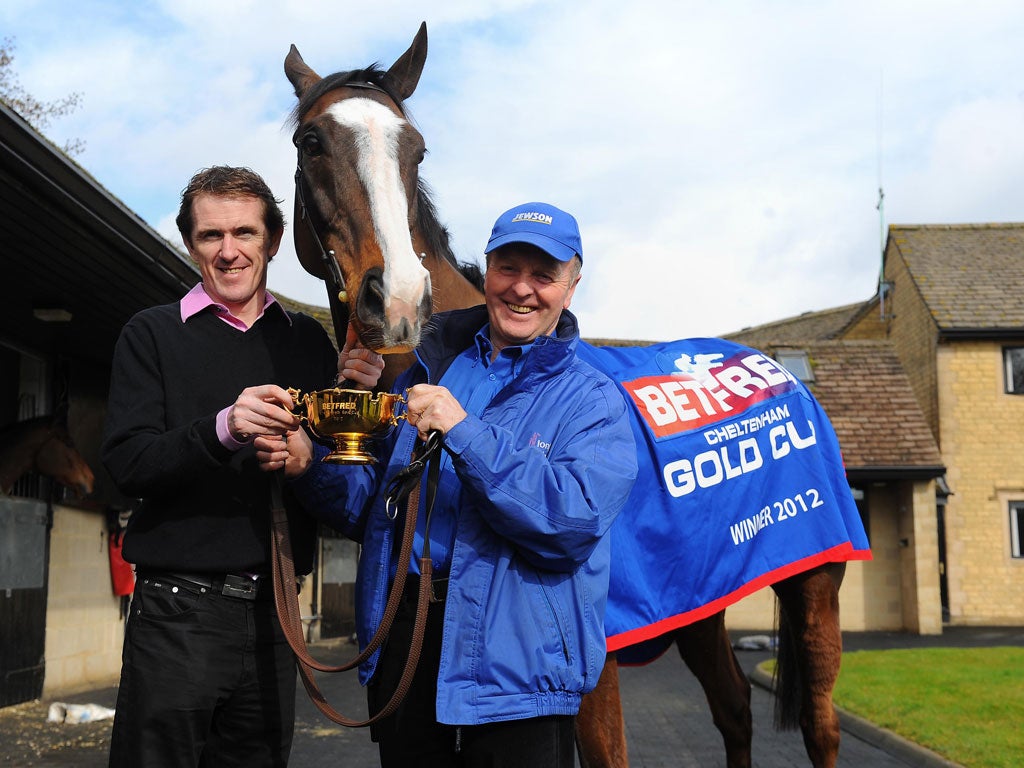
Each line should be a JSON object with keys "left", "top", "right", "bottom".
{"left": 287, "top": 387, "right": 309, "bottom": 424}
{"left": 392, "top": 393, "right": 409, "bottom": 426}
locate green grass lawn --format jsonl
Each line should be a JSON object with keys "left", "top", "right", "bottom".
{"left": 831, "top": 647, "right": 1024, "bottom": 768}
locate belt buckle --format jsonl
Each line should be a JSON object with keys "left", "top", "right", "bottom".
{"left": 221, "top": 574, "right": 258, "bottom": 601}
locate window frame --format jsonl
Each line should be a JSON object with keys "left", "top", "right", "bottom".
{"left": 774, "top": 349, "right": 814, "bottom": 382}
{"left": 1003, "top": 346, "right": 1024, "bottom": 394}
{"left": 1011, "top": 501, "right": 1024, "bottom": 559}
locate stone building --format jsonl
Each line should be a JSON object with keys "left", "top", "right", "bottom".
{"left": 722, "top": 223, "right": 1024, "bottom": 631}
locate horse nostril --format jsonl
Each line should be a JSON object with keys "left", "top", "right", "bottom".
{"left": 354, "top": 266, "right": 426, "bottom": 348}
{"left": 356, "top": 268, "right": 387, "bottom": 327}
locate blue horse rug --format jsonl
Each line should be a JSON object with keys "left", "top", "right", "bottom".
{"left": 578, "top": 338, "right": 871, "bottom": 664}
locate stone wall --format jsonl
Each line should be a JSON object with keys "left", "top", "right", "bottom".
{"left": 938, "top": 340, "right": 1024, "bottom": 625}
{"left": 44, "top": 505, "right": 124, "bottom": 696}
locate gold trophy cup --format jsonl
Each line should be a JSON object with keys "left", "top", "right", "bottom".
{"left": 289, "top": 387, "right": 405, "bottom": 465}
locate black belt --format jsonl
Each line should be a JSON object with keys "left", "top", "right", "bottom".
{"left": 402, "top": 573, "right": 449, "bottom": 602}
{"left": 140, "top": 571, "right": 268, "bottom": 601}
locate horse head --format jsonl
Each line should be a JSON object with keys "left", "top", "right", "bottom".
{"left": 285, "top": 23, "right": 432, "bottom": 354}
{"left": 36, "top": 427, "right": 95, "bottom": 499}
{"left": 0, "top": 417, "right": 95, "bottom": 499}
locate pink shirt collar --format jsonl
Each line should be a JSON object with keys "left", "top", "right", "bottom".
{"left": 179, "top": 283, "right": 290, "bottom": 330}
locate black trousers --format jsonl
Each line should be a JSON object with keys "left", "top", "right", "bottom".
{"left": 367, "top": 577, "right": 576, "bottom": 768}
{"left": 108, "top": 573, "right": 296, "bottom": 768}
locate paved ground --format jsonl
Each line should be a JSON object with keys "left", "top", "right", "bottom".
{"left": 3, "top": 625, "right": 1022, "bottom": 767}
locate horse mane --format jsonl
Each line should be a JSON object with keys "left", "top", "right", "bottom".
{"left": 415, "top": 178, "right": 484, "bottom": 290}
{"left": 456, "top": 261, "right": 485, "bottom": 292}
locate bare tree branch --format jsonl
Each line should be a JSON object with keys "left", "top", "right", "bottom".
{"left": 1, "top": 37, "right": 86, "bottom": 157}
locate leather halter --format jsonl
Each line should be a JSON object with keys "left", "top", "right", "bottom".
{"left": 293, "top": 161, "right": 347, "bottom": 302}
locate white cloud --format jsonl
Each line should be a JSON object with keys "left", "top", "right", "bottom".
{"left": 5, "top": 0, "right": 1024, "bottom": 341}
{"left": 893, "top": 97, "right": 1024, "bottom": 223}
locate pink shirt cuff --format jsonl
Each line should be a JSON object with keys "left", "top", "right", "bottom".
{"left": 217, "top": 406, "right": 251, "bottom": 450}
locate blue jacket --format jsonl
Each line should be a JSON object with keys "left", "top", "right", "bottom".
{"left": 293, "top": 306, "right": 637, "bottom": 725}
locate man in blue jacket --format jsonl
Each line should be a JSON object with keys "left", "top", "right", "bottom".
{"left": 270, "top": 202, "right": 637, "bottom": 767}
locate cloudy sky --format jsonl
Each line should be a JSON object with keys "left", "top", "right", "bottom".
{"left": 4, "top": 1, "right": 1023, "bottom": 341}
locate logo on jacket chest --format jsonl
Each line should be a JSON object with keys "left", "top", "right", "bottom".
{"left": 528, "top": 432, "right": 552, "bottom": 452}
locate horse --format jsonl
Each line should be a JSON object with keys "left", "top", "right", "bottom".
{"left": 0, "top": 416, "right": 95, "bottom": 498}
{"left": 285, "top": 24, "right": 851, "bottom": 768}
{"left": 575, "top": 563, "right": 847, "bottom": 768}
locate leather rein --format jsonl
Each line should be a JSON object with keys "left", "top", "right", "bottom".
{"left": 272, "top": 430, "right": 443, "bottom": 728}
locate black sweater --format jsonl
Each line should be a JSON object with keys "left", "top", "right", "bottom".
{"left": 102, "top": 302, "right": 337, "bottom": 574}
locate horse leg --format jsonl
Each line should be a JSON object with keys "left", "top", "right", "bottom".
{"left": 675, "top": 612, "right": 752, "bottom": 768}
{"left": 773, "top": 562, "right": 846, "bottom": 768}
{"left": 576, "top": 654, "right": 628, "bottom": 768}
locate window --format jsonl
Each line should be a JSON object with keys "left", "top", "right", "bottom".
{"left": 775, "top": 350, "right": 814, "bottom": 382}
{"left": 1004, "top": 347, "right": 1024, "bottom": 394}
{"left": 1011, "top": 502, "right": 1024, "bottom": 559}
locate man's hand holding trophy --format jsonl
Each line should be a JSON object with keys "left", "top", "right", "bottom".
{"left": 255, "top": 326, "right": 390, "bottom": 472}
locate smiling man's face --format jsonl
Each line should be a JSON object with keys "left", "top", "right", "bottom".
{"left": 484, "top": 244, "right": 580, "bottom": 356}
{"left": 185, "top": 193, "right": 282, "bottom": 323}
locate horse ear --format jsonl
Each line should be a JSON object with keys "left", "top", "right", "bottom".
{"left": 285, "top": 44, "right": 322, "bottom": 98}
{"left": 385, "top": 21, "right": 428, "bottom": 101}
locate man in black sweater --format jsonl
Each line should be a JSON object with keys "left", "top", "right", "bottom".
{"left": 102, "top": 166, "right": 380, "bottom": 767}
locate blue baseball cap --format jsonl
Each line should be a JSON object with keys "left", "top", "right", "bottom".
{"left": 485, "top": 202, "right": 583, "bottom": 263}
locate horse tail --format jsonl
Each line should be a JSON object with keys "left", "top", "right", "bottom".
{"left": 772, "top": 595, "right": 802, "bottom": 731}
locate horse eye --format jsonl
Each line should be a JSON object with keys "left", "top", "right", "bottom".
{"left": 298, "top": 132, "right": 323, "bottom": 156}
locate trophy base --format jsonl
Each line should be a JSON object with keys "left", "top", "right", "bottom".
{"left": 322, "top": 433, "right": 379, "bottom": 465}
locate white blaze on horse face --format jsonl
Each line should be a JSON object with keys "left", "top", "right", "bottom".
{"left": 326, "top": 98, "right": 430, "bottom": 324}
